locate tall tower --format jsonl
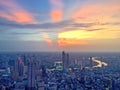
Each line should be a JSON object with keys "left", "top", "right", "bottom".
{"left": 13, "top": 57, "right": 19, "bottom": 81}
{"left": 18, "top": 57, "right": 24, "bottom": 76}
{"left": 62, "top": 51, "right": 69, "bottom": 70}
{"left": 41, "top": 65, "right": 47, "bottom": 79}
{"left": 89, "top": 57, "right": 93, "bottom": 68}
{"left": 66, "top": 53, "right": 69, "bottom": 68}
{"left": 27, "top": 58, "right": 36, "bottom": 90}
{"left": 62, "top": 51, "right": 66, "bottom": 70}
{"left": 23, "top": 54, "right": 27, "bottom": 65}
{"left": 13, "top": 57, "right": 24, "bottom": 80}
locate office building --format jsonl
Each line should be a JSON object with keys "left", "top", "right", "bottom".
{"left": 62, "top": 51, "right": 69, "bottom": 69}
{"left": 18, "top": 57, "right": 24, "bottom": 76}
{"left": 27, "top": 58, "right": 36, "bottom": 90}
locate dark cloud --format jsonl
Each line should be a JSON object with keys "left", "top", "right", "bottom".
{"left": 1, "top": 17, "right": 119, "bottom": 33}
{"left": 71, "top": 23, "right": 93, "bottom": 28}
{"left": 9, "top": 31, "right": 52, "bottom": 35}
{"left": 9, "top": 32, "right": 40, "bottom": 35}
{"left": 95, "top": 22, "right": 120, "bottom": 26}
{"left": 0, "top": 18, "right": 71, "bottom": 29}
{"left": 86, "top": 28, "right": 106, "bottom": 31}
{"left": 62, "top": 27, "right": 105, "bottom": 32}
{"left": 0, "top": 17, "right": 93, "bottom": 30}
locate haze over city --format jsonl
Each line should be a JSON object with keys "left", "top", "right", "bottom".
{"left": 0, "top": 0, "right": 120, "bottom": 52}
{"left": 0, "top": 1, "right": 120, "bottom": 89}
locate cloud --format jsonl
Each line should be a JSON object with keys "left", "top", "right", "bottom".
{"left": 42, "top": 33, "right": 53, "bottom": 47}
{"left": 50, "top": 0, "right": 63, "bottom": 8}
{"left": 57, "top": 28, "right": 120, "bottom": 47}
{"left": 0, "top": 11, "right": 35, "bottom": 23}
{"left": 50, "top": 0, "right": 63, "bottom": 22}
{"left": 1, "top": 16, "right": 120, "bottom": 34}
{"left": 0, "top": 17, "right": 94, "bottom": 29}
{"left": 58, "top": 38, "right": 88, "bottom": 47}
{"left": 72, "top": 3, "right": 120, "bottom": 24}
{"left": 50, "top": 10, "right": 62, "bottom": 22}
{"left": 57, "top": 30, "right": 90, "bottom": 47}
{"left": 0, "top": 18, "right": 71, "bottom": 30}
{"left": 9, "top": 32, "right": 40, "bottom": 35}
{"left": 0, "top": 0, "right": 35, "bottom": 23}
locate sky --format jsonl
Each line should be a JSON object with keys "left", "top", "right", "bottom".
{"left": 0, "top": 0, "right": 120, "bottom": 52}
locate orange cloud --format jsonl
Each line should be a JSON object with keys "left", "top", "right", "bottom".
{"left": 12, "top": 11, "right": 35, "bottom": 23}
{"left": 72, "top": 4, "right": 120, "bottom": 23}
{"left": 51, "top": 10, "right": 62, "bottom": 22}
{"left": 42, "top": 33, "right": 53, "bottom": 47}
{"left": 0, "top": 0, "right": 35, "bottom": 23}
{"left": 0, "top": 11, "right": 35, "bottom": 23}
{"left": 49, "top": 0, "right": 63, "bottom": 22}
{"left": 58, "top": 38, "right": 88, "bottom": 47}
{"left": 58, "top": 30, "right": 90, "bottom": 47}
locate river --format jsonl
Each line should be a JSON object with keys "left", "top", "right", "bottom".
{"left": 92, "top": 57, "right": 108, "bottom": 68}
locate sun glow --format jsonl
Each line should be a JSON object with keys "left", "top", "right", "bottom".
{"left": 58, "top": 30, "right": 91, "bottom": 46}
{"left": 58, "top": 29, "right": 119, "bottom": 46}
{"left": 58, "top": 30, "right": 93, "bottom": 39}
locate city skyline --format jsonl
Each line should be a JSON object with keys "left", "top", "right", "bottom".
{"left": 0, "top": 0, "right": 120, "bottom": 52}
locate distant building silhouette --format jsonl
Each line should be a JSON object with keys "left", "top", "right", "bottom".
{"left": 89, "top": 57, "right": 93, "bottom": 68}
{"left": 41, "top": 65, "right": 47, "bottom": 79}
{"left": 23, "top": 54, "right": 27, "bottom": 65}
{"left": 62, "top": 51, "right": 69, "bottom": 70}
{"left": 66, "top": 53, "right": 69, "bottom": 68}
{"left": 18, "top": 57, "right": 24, "bottom": 76}
{"left": 27, "top": 57, "right": 36, "bottom": 90}
{"left": 13, "top": 57, "right": 24, "bottom": 80}
{"left": 13, "top": 57, "right": 19, "bottom": 81}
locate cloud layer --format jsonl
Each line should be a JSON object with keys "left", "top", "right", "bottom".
{"left": 0, "top": 0, "right": 120, "bottom": 52}
{"left": 0, "top": 0, "right": 35, "bottom": 23}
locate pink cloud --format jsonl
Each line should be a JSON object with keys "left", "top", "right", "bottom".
{"left": 0, "top": 0, "right": 35, "bottom": 23}
{"left": 72, "top": 4, "right": 120, "bottom": 20}
{"left": 50, "top": 0, "right": 63, "bottom": 8}
{"left": 49, "top": 0, "right": 63, "bottom": 22}
{"left": 50, "top": 10, "right": 62, "bottom": 22}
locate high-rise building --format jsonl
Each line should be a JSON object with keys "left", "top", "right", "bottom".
{"left": 41, "top": 65, "right": 47, "bottom": 79}
{"left": 18, "top": 57, "right": 24, "bottom": 76}
{"left": 13, "top": 57, "right": 24, "bottom": 80}
{"left": 89, "top": 57, "right": 93, "bottom": 68}
{"left": 62, "top": 51, "right": 66, "bottom": 69}
{"left": 62, "top": 51, "right": 69, "bottom": 69}
{"left": 13, "top": 57, "right": 19, "bottom": 81}
{"left": 23, "top": 54, "right": 27, "bottom": 65}
{"left": 66, "top": 53, "right": 69, "bottom": 68}
{"left": 27, "top": 57, "right": 36, "bottom": 90}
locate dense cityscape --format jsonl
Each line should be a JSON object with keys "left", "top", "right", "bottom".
{"left": 0, "top": 0, "right": 120, "bottom": 90}
{"left": 0, "top": 52, "right": 120, "bottom": 90}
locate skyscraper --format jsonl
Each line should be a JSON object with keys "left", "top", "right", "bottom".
{"left": 18, "top": 57, "right": 24, "bottom": 76}
{"left": 62, "top": 51, "right": 69, "bottom": 70}
{"left": 89, "top": 57, "right": 93, "bottom": 68}
{"left": 66, "top": 53, "right": 69, "bottom": 68}
{"left": 62, "top": 51, "right": 66, "bottom": 70}
{"left": 41, "top": 65, "right": 47, "bottom": 79}
{"left": 13, "top": 57, "right": 24, "bottom": 80}
{"left": 23, "top": 54, "right": 27, "bottom": 65}
{"left": 13, "top": 57, "right": 19, "bottom": 81}
{"left": 27, "top": 57, "right": 36, "bottom": 90}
